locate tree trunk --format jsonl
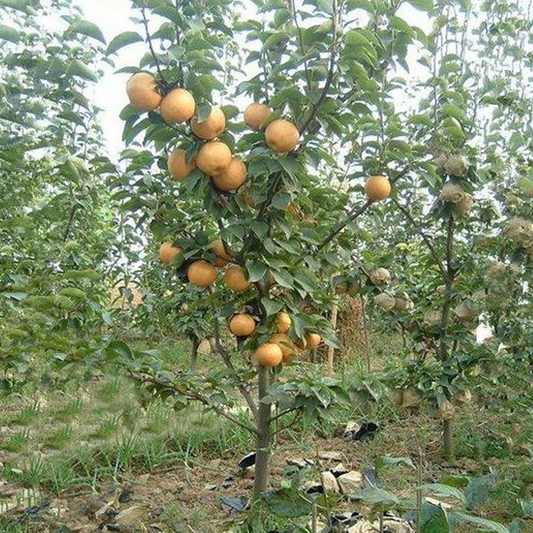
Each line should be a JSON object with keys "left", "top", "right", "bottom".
{"left": 443, "top": 419, "right": 454, "bottom": 459}
{"left": 190, "top": 336, "right": 200, "bottom": 373}
{"left": 252, "top": 365, "right": 271, "bottom": 501}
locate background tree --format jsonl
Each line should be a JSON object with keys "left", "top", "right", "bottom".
{"left": 0, "top": 0, "right": 125, "bottom": 388}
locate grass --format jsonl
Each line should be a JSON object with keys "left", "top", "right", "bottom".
{"left": 0, "top": 335, "right": 532, "bottom": 532}
{"left": 54, "top": 397, "right": 83, "bottom": 422}
{"left": 2, "top": 429, "right": 29, "bottom": 452}
{"left": 9, "top": 401, "right": 40, "bottom": 426}
{"left": 43, "top": 425, "right": 72, "bottom": 450}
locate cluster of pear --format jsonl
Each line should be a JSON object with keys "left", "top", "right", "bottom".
{"left": 127, "top": 72, "right": 302, "bottom": 289}
{"left": 230, "top": 311, "right": 322, "bottom": 368}
{"left": 126, "top": 72, "right": 300, "bottom": 193}
{"left": 126, "top": 72, "right": 391, "bottom": 366}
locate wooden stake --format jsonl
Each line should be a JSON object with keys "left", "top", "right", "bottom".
{"left": 326, "top": 301, "right": 338, "bottom": 376}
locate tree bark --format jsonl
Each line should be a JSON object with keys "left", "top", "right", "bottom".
{"left": 252, "top": 365, "right": 271, "bottom": 501}
{"left": 190, "top": 336, "right": 200, "bottom": 373}
{"left": 443, "top": 419, "right": 454, "bottom": 459}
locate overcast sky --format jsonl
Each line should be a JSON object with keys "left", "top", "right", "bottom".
{"left": 78, "top": 0, "right": 140, "bottom": 157}
{"left": 75, "top": 0, "right": 431, "bottom": 159}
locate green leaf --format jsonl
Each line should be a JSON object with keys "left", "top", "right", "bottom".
{"left": 416, "top": 483, "right": 466, "bottom": 505}
{"left": 3, "top": 292, "right": 28, "bottom": 301}
{"left": 272, "top": 270, "right": 294, "bottom": 289}
{"left": 106, "top": 31, "right": 143, "bottom": 55}
{"left": 0, "top": 0, "right": 33, "bottom": 14}
{"left": 67, "top": 59, "right": 99, "bottom": 82}
{"left": 246, "top": 261, "right": 268, "bottom": 283}
{"left": 262, "top": 488, "right": 312, "bottom": 518}
{"left": 404, "top": 0, "right": 434, "bottom": 11}
{"left": 465, "top": 474, "right": 496, "bottom": 510}
{"left": 63, "top": 269, "right": 99, "bottom": 281}
{"left": 107, "top": 340, "right": 134, "bottom": 361}
{"left": 69, "top": 20, "right": 106, "bottom": 44}
{"left": 261, "top": 297, "right": 284, "bottom": 316}
{"left": 196, "top": 103, "right": 212, "bottom": 123}
{"left": 450, "top": 512, "right": 509, "bottom": 533}
{"left": 58, "top": 288, "right": 87, "bottom": 300}
{"left": 0, "top": 24, "right": 20, "bottom": 43}
{"left": 441, "top": 475, "right": 471, "bottom": 488}
{"left": 521, "top": 500, "right": 533, "bottom": 518}
{"left": 350, "top": 487, "right": 400, "bottom": 507}
{"left": 421, "top": 501, "right": 450, "bottom": 533}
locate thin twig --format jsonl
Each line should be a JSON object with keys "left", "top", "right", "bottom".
{"left": 437, "top": 216, "right": 455, "bottom": 362}
{"left": 130, "top": 372, "right": 260, "bottom": 435}
{"left": 391, "top": 198, "right": 446, "bottom": 279}
{"left": 62, "top": 204, "right": 78, "bottom": 242}
{"left": 298, "top": 0, "right": 339, "bottom": 136}
{"left": 210, "top": 300, "right": 259, "bottom": 420}
{"left": 316, "top": 199, "right": 372, "bottom": 252}
{"left": 315, "top": 165, "right": 411, "bottom": 252}
{"left": 289, "top": 0, "right": 312, "bottom": 90}
{"left": 141, "top": 6, "right": 167, "bottom": 85}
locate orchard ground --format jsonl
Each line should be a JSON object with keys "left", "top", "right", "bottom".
{"left": 0, "top": 329, "right": 532, "bottom": 533}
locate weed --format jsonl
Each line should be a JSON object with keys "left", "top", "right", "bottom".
{"left": 10, "top": 401, "right": 40, "bottom": 426}
{"left": 2, "top": 429, "right": 29, "bottom": 452}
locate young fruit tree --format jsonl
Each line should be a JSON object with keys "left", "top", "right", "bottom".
{"left": 110, "top": 0, "right": 429, "bottom": 499}
{"left": 342, "top": 0, "right": 533, "bottom": 459}
{"left": 0, "top": 0, "right": 124, "bottom": 388}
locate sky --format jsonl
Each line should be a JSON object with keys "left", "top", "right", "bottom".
{"left": 72, "top": 1, "right": 492, "bottom": 341}
{"left": 77, "top": 0, "right": 141, "bottom": 157}
{"left": 76, "top": 0, "right": 431, "bottom": 159}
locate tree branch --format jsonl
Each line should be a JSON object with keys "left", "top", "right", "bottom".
{"left": 298, "top": 0, "right": 338, "bottom": 136}
{"left": 437, "top": 216, "right": 455, "bottom": 363}
{"left": 141, "top": 6, "right": 168, "bottom": 85}
{"left": 271, "top": 410, "right": 303, "bottom": 436}
{"left": 315, "top": 165, "right": 412, "bottom": 252}
{"left": 316, "top": 199, "right": 372, "bottom": 253}
{"left": 62, "top": 203, "right": 78, "bottom": 242}
{"left": 391, "top": 198, "right": 447, "bottom": 280}
{"left": 130, "top": 372, "right": 259, "bottom": 435}
{"left": 210, "top": 300, "right": 259, "bottom": 420}
{"left": 288, "top": 0, "right": 312, "bottom": 90}
{"left": 269, "top": 406, "right": 299, "bottom": 423}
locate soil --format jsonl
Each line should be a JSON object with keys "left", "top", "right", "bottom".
{"left": 0, "top": 412, "right": 506, "bottom": 533}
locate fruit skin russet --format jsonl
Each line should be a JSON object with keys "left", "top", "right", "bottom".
{"left": 229, "top": 314, "right": 256, "bottom": 337}
{"left": 191, "top": 107, "right": 226, "bottom": 140}
{"left": 265, "top": 119, "right": 300, "bottom": 153}
{"left": 365, "top": 175, "right": 391, "bottom": 201}
{"left": 223, "top": 265, "right": 250, "bottom": 292}
{"left": 212, "top": 158, "right": 247, "bottom": 191}
{"left": 255, "top": 343, "right": 283, "bottom": 367}
{"left": 168, "top": 149, "right": 196, "bottom": 181}
{"left": 244, "top": 102, "right": 272, "bottom": 130}
{"left": 159, "top": 242, "right": 181, "bottom": 265}
{"left": 126, "top": 73, "right": 162, "bottom": 111}
{"left": 187, "top": 260, "right": 217, "bottom": 287}
{"left": 160, "top": 88, "right": 195, "bottom": 124}
{"left": 196, "top": 141, "right": 232, "bottom": 176}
